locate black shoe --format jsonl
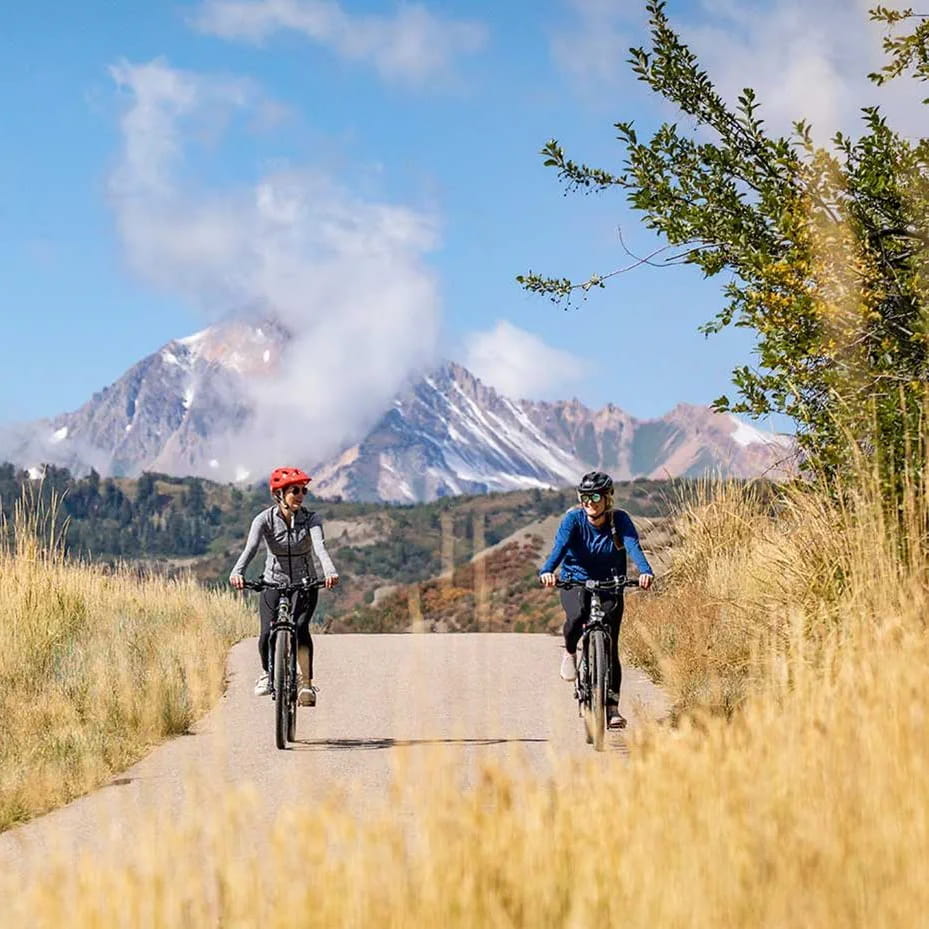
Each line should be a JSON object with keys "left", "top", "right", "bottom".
{"left": 607, "top": 701, "right": 626, "bottom": 729}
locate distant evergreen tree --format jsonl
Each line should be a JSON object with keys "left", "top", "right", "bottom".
{"left": 43, "top": 464, "right": 72, "bottom": 495}
{"left": 136, "top": 472, "right": 157, "bottom": 515}
{"left": 184, "top": 479, "right": 206, "bottom": 515}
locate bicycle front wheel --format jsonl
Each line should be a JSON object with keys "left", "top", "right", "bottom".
{"left": 273, "top": 632, "right": 290, "bottom": 750}
{"left": 287, "top": 643, "right": 297, "bottom": 743}
{"left": 589, "top": 630, "right": 607, "bottom": 751}
{"left": 577, "top": 645, "right": 593, "bottom": 744}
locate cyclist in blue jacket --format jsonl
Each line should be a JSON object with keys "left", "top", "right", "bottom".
{"left": 540, "top": 471, "right": 653, "bottom": 728}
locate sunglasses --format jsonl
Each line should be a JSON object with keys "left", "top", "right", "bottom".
{"left": 578, "top": 493, "right": 603, "bottom": 505}
{"left": 286, "top": 485, "right": 309, "bottom": 496}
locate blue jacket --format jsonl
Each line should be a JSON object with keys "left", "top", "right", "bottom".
{"left": 539, "top": 508, "right": 653, "bottom": 582}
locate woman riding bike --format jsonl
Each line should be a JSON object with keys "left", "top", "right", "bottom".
{"left": 229, "top": 466, "right": 339, "bottom": 706}
{"left": 539, "top": 471, "right": 653, "bottom": 729}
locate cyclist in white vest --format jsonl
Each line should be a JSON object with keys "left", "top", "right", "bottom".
{"left": 230, "top": 466, "right": 339, "bottom": 705}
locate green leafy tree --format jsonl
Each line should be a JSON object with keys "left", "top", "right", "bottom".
{"left": 520, "top": 0, "right": 929, "bottom": 491}
{"left": 870, "top": 6, "right": 929, "bottom": 93}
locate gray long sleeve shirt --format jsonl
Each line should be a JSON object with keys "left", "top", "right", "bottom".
{"left": 229, "top": 505, "right": 337, "bottom": 585}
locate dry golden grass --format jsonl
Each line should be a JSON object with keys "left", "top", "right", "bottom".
{"left": 0, "top": 491, "right": 252, "bottom": 829}
{"left": 3, "top": 466, "right": 928, "bottom": 926}
{"left": 4, "top": 547, "right": 927, "bottom": 927}
{"left": 623, "top": 470, "right": 926, "bottom": 716}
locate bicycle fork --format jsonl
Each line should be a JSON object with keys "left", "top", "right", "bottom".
{"left": 574, "top": 642, "right": 589, "bottom": 712}
{"left": 269, "top": 626, "right": 295, "bottom": 700}
{"left": 575, "top": 627, "right": 613, "bottom": 715}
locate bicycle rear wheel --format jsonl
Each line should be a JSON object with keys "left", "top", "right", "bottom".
{"left": 589, "top": 630, "right": 607, "bottom": 751}
{"left": 273, "top": 632, "right": 290, "bottom": 750}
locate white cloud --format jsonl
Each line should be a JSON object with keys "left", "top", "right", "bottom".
{"left": 191, "top": 0, "right": 487, "bottom": 85}
{"left": 108, "top": 59, "right": 441, "bottom": 475}
{"left": 680, "top": 0, "right": 928, "bottom": 140}
{"left": 462, "top": 321, "right": 587, "bottom": 401}
{"left": 553, "top": 0, "right": 928, "bottom": 139}
{"left": 550, "top": 0, "right": 638, "bottom": 89}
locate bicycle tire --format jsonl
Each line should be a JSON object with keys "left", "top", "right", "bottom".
{"left": 578, "top": 645, "right": 593, "bottom": 744}
{"left": 287, "top": 646, "right": 297, "bottom": 742}
{"left": 590, "top": 630, "right": 607, "bottom": 751}
{"left": 273, "top": 631, "right": 290, "bottom": 750}
{"left": 287, "top": 698, "right": 297, "bottom": 742}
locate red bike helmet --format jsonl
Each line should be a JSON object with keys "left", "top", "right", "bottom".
{"left": 269, "top": 466, "right": 311, "bottom": 492}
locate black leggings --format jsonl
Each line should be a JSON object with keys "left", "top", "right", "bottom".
{"left": 258, "top": 587, "right": 318, "bottom": 675}
{"left": 561, "top": 587, "right": 624, "bottom": 702}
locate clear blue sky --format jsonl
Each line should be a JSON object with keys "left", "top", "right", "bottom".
{"left": 1, "top": 0, "right": 910, "bottom": 432}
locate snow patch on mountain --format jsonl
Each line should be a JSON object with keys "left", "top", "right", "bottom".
{"left": 728, "top": 413, "right": 792, "bottom": 448}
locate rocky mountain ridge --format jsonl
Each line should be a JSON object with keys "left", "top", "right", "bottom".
{"left": 2, "top": 321, "right": 794, "bottom": 502}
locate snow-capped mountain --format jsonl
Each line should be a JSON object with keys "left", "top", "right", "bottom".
{"left": 3, "top": 320, "right": 288, "bottom": 481}
{"left": 312, "top": 363, "right": 587, "bottom": 501}
{"left": 2, "top": 321, "right": 794, "bottom": 501}
{"left": 312, "top": 363, "right": 793, "bottom": 501}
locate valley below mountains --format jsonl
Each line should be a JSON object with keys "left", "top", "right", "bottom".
{"left": 1, "top": 320, "right": 793, "bottom": 503}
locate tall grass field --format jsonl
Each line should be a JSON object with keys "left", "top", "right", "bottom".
{"left": 2, "top": 467, "right": 927, "bottom": 926}
{"left": 0, "top": 493, "right": 252, "bottom": 829}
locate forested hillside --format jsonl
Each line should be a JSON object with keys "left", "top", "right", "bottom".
{"left": 0, "top": 463, "right": 380, "bottom": 562}
{"left": 0, "top": 463, "right": 680, "bottom": 627}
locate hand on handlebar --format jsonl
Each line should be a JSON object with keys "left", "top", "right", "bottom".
{"left": 549, "top": 574, "right": 654, "bottom": 591}
{"left": 230, "top": 574, "right": 245, "bottom": 590}
{"left": 324, "top": 574, "right": 339, "bottom": 589}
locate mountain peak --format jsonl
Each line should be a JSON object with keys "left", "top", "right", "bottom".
{"left": 1, "top": 322, "right": 795, "bottom": 498}
{"left": 443, "top": 360, "right": 474, "bottom": 382}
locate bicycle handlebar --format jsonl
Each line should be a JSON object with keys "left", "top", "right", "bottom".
{"left": 553, "top": 577, "right": 644, "bottom": 591}
{"left": 241, "top": 577, "right": 328, "bottom": 594}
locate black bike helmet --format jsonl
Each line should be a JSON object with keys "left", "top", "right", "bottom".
{"left": 576, "top": 471, "right": 613, "bottom": 495}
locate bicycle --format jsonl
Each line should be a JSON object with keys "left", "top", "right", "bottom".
{"left": 242, "top": 577, "right": 327, "bottom": 750}
{"left": 555, "top": 575, "right": 641, "bottom": 752}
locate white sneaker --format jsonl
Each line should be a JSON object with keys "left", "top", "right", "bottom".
{"left": 560, "top": 652, "right": 577, "bottom": 682}
{"left": 254, "top": 672, "right": 272, "bottom": 696}
{"left": 298, "top": 685, "right": 317, "bottom": 707}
